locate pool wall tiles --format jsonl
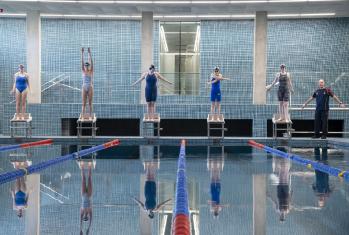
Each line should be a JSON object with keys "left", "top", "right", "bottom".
{"left": 0, "top": 18, "right": 348, "bottom": 136}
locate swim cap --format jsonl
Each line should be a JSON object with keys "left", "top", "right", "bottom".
{"left": 149, "top": 64, "right": 155, "bottom": 70}
{"left": 84, "top": 62, "right": 90, "bottom": 67}
{"left": 280, "top": 64, "right": 286, "bottom": 68}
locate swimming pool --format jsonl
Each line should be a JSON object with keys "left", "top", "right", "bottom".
{"left": 0, "top": 143, "right": 348, "bottom": 235}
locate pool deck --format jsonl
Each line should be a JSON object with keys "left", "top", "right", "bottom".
{"left": 1, "top": 135, "right": 348, "bottom": 149}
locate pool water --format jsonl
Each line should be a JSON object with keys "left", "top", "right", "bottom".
{"left": 0, "top": 144, "right": 348, "bottom": 235}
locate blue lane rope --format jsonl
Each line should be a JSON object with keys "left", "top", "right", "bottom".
{"left": 0, "top": 139, "right": 53, "bottom": 152}
{"left": 249, "top": 140, "right": 349, "bottom": 182}
{"left": 173, "top": 140, "right": 190, "bottom": 217}
{"left": 0, "top": 139, "right": 119, "bottom": 185}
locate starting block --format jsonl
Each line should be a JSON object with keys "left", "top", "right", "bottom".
{"left": 207, "top": 113, "right": 227, "bottom": 138}
{"left": 272, "top": 114, "right": 294, "bottom": 139}
{"left": 142, "top": 113, "right": 162, "bottom": 137}
{"left": 77, "top": 113, "right": 97, "bottom": 138}
{"left": 10, "top": 113, "right": 32, "bottom": 138}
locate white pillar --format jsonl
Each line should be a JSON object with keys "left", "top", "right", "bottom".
{"left": 253, "top": 174, "right": 266, "bottom": 235}
{"left": 26, "top": 11, "right": 41, "bottom": 104}
{"left": 25, "top": 174, "right": 40, "bottom": 235}
{"left": 141, "top": 12, "right": 153, "bottom": 104}
{"left": 253, "top": 11, "right": 267, "bottom": 105}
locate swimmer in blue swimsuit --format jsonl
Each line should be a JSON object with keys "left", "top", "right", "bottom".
{"left": 11, "top": 64, "right": 30, "bottom": 120}
{"left": 266, "top": 64, "right": 294, "bottom": 122}
{"left": 132, "top": 64, "right": 173, "bottom": 120}
{"left": 81, "top": 48, "right": 94, "bottom": 118}
{"left": 79, "top": 161, "right": 93, "bottom": 235}
{"left": 132, "top": 161, "right": 171, "bottom": 219}
{"left": 207, "top": 67, "right": 230, "bottom": 121}
{"left": 11, "top": 161, "right": 29, "bottom": 217}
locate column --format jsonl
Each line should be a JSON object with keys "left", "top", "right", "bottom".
{"left": 253, "top": 174, "right": 266, "bottom": 235}
{"left": 25, "top": 174, "right": 40, "bottom": 235}
{"left": 253, "top": 11, "right": 267, "bottom": 105}
{"left": 141, "top": 12, "right": 153, "bottom": 105}
{"left": 26, "top": 11, "right": 41, "bottom": 104}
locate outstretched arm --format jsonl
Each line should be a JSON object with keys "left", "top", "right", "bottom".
{"left": 156, "top": 72, "right": 173, "bottom": 85}
{"left": 332, "top": 95, "right": 345, "bottom": 107}
{"left": 154, "top": 198, "right": 171, "bottom": 212}
{"left": 266, "top": 73, "right": 279, "bottom": 91}
{"left": 81, "top": 48, "right": 85, "bottom": 72}
{"left": 302, "top": 96, "right": 314, "bottom": 109}
{"left": 132, "top": 197, "right": 146, "bottom": 210}
{"left": 88, "top": 48, "right": 93, "bottom": 72}
{"left": 132, "top": 73, "right": 147, "bottom": 86}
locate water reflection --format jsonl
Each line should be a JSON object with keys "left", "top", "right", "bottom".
{"left": 312, "top": 147, "right": 333, "bottom": 208}
{"left": 133, "top": 158, "right": 171, "bottom": 219}
{"left": 270, "top": 147, "right": 292, "bottom": 221}
{"left": 11, "top": 161, "right": 31, "bottom": 218}
{"left": 78, "top": 161, "right": 93, "bottom": 235}
{"left": 207, "top": 146, "right": 228, "bottom": 218}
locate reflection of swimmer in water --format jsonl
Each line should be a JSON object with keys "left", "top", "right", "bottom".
{"left": 270, "top": 148, "right": 292, "bottom": 221}
{"left": 79, "top": 162, "right": 93, "bottom": 235}
{"left": 312, "top": 148, "right": 333, "bottom": 207}
{"left": 10, "top": 162, "right": 30, "bottom": 217}
{"left": 207, "top": 156, "right": 228, "bottom": 217}
{"left": 133, "top": 161, "right": 171, "bottom": 219}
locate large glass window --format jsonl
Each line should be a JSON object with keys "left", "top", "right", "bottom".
{"left": 159, "top": 22, "right": 200, "bottom": 95}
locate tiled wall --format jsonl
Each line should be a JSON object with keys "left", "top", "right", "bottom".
{"left": 0, "top": 18, "right": 27, "bottom": 134}
{"left": 41, "top": 19, "right": 142, "bottom": 104}
{"left": 0, "top": 18, "right": 348, "bottom": 136}
{"left": 266, "top": 18, "right": 349, "bottom": 105}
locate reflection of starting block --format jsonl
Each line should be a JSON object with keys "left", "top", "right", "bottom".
{"left": 10, "top": 113, "right": 32, "bottom": 138}
{"left": 76, "top": 145, "right": 97, "bottom": 169}
{"left": 11, "top": 159, "right": 32, "bottom": 169}
{"left": 142, "top": 113, "right": 162, "bottom": 137}
{"left": 9, "top": 152, "right": 31, "bottom": 162}
{"left": 207, "top": 146, "right": 225, "bottom": 171}
{"left": 76, "top": 159, "right": 96, "bottom": 169}
{"left": 207, "top": 114, "right": 227, "bottom": 138}
{"left": 272, "top": 114, "right": 294, "bottom": 139}
{"left": 77, "top": 113, "right": 97, "bottom": 138}
{"left": 143, "top": 160, "right": 160, "bottom": 170}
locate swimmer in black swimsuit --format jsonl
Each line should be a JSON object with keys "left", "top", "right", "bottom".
{"left": 266, "top": 64, "right": 294, "bottom": 122}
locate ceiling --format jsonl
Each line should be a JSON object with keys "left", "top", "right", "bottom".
{"left": 0, "top": 0, "right": 349, "bottom": 17}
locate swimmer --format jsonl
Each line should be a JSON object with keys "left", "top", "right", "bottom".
{"left": 81, "top": 48, "right": 94, "bottom": 118}
{"left": 266, "top": 64, "right": 294, "bottom": 122}
{"left": 132, "top": 64, "right": 173, "bottom": 120}
{"left": 11, "top": 64, "right": 30, "bottom": 120}
{"left": 207, "top": 67, "right": 230, "bottom": 121}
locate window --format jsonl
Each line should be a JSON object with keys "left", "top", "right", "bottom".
{"left": 159, "top": 22, "right": 200, "bottom": 95}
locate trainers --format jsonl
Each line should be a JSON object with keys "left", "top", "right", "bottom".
{"left": 312, "top": 135, "right": 320, "bottom": 139}
{"left": 321, "top": 135, "right": 327, "bottom": 139}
